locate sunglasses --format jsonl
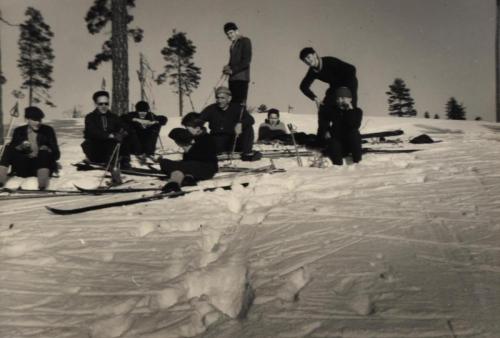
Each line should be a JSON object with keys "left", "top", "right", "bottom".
{"left": 97, "top": 102, "right": 109, "bottom": 106}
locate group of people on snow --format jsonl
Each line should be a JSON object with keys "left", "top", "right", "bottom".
{"left": 0, "top": 21, "right": 363, "bottom": 191}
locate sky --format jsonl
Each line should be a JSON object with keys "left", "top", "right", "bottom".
{"left": 0, "top": 0, "right": 496, "bottom": 121}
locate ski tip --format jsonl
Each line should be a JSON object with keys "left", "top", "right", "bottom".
{"left": 46, "top": 206, "right": 65, "bottom": 215}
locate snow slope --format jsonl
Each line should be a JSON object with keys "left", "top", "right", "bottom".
{"left": 1, "top": 114, "right": 500, "bottom": 338}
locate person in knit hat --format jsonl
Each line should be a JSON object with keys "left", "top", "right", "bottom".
{"left": 200, "top": 87, "right": 261, "bottom": 161}
{"left": 299, "top": 47, "right": 359, "bottom": 145}
{"left": 122, "top": 100, "right": 168, "bottom": 160}
{"left": 0, "top": 106, "right": 60, "bottom": 190}
{"left": 159, "top": 117, "right": 218, "bottom": 192}
{"left": 318, "top": 86, "right": 363, "bottom": 165}
{"left": 222, "top": 21, "right": 252, "bottom": 105}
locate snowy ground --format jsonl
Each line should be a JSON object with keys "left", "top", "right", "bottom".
{"left": 1, "top": 114, "right": 500, "bottom": 338}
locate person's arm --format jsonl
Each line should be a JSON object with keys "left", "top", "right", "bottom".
{"left": 230, "top": 37, "right": 252, "bottom": 75}
{"left": 47, "top": 126, "right": 60, "bottom": 161}
{"left": 346, "top": 108, "right": 363, "bottom": 130}
{"left": 299, "top": 69, "right": 317, "bottom": 101}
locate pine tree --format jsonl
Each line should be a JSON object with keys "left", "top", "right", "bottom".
{"left": 434, "top": 114, "right": 440, "bottom": 119}
{"left": 385, "top": 78, "right": 417, "bottom": 117}
{"left": 445, "top": 97, "right": 467, "bottom": 120}
{"left": 85, "top": 0, "right": 143, "bottom": 115}
{"left": 156, "top": 30, "right": 201, "bottom": 116}
{"left": 17, "top": 7, "right": 55, "bottom": 107}
{"left": 424, "top": 111, "right": 430, "bottom": 118}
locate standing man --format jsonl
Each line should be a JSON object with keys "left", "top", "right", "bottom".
{"left": 222, "top": 22, "right": 252, "bottom": 105}
{"left": 299, "top": 47, "right": 358, "bottom": 144}
{"left": 200, "top": 87, "right": 260, "bottom": 161}
{"left": 81, "top": 91, "right": 131, "bottom": 169}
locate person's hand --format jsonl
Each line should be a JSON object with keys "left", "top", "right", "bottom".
{"left": 324, "top": 131, "right": 332, "bottom": 140}
{"left": 19, "top": 141, "right": 32, "bottom": 151}
{"left": 223, "top": 65, "right": 232, "bottom": 75}
{"left": 39, "top": 145, "right": 51, "bottom": 152}
{"left": 113, "top": 129, "right": 128, "bottom": 143}
{"left": 234, "top": 123, "right": 242, "bottom": 135}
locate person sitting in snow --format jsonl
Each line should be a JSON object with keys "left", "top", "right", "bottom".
{"left": 319, "top": 86, "right": 363, "bottom": 165}
{"left": 200, "top": 86, "right": 261, "bottom": 161}
{"left": 159, "top": 112, "right": 218, "bottom": 193}
{"left": 257, "top": 108, "right": 290, "bottom": 144}
{"left": 122, "top": 100, "right": 168, "bottom": 161}
{"left": 0, "top": 106, "right": 60, "bottom": 190}
{"left": 81, "top": 91, "right": 132, "bottom": 169}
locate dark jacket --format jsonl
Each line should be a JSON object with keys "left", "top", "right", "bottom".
{"left": 83, "top": 110, "right": 126, "bottom": 141}
{"left": 184, "top": 131, "right": 218, "bottom": 165}
{"left": 200, "top": 102, "right": 254, "bottom": 135}
{"left": 318, "top": 106, "right": 363, "bottom": 139}
{"left": 228, "top": 36, "right": 252, "bottom": 82}
{"left": 10, "top": 124, "right": 60, "bottom": 160}
{"left": 300, "top": 56, "right": 357, "bottom": 101}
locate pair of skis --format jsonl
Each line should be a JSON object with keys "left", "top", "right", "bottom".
{"left": 45, "top": 164, "right": 285, "bottom": 215}
{"left": 46, "top": 182, "right": 247, "bottom": 215}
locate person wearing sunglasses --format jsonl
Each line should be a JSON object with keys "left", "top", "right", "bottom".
{"left": 81, "top": 91, "right": 132, "bottom": 169}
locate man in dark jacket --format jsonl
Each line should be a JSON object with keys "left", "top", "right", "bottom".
{"left": 81, "top": 91, "right": 131, "bottom": 168}
{"left": 159, "top": 112, "right": 219, "bottom": 192}
{"left": 320, "top": 87, "right": 363, "bottom": 165}
{"left": 200, "top": 86, "right": 260, "bottom": 161}
{"left": 222, "top": 22, "right": 252, "bottom": 105}
{"left": 299, "top": 47, "right": 359, "bottom": 144}
{"left": 0, "top": 106, "right": 60, "bottom": 190}
{"left": 122, "top": 100, "right": 168, "bottom": 159}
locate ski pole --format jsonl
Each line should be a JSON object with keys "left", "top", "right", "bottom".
{"left": 0, "top": 108, "right": 19, "bottom": 160}
{"left": 97, "top": 142, "right": 120, "bottom": 189}
{"left": 229, "top": 103, "right": 246, "bottom": 164}
{"left": 287, "top": 123, "right": 303, "bottom": 167}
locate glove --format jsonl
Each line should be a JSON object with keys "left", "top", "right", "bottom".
{"left": 113, "top": 129, "right": 128, "bottom": 143}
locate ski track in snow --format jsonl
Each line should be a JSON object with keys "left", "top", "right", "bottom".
{"left": 1, "top": 116, "right": 500, "bottom": 337}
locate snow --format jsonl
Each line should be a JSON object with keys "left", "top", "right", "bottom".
{"left": 1, "top": 114, "right": 500, "bottom": 337}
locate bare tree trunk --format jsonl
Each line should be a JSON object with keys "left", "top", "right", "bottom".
{"left": 111, "top": 0, "right": 129, "bottom": 116}
{"left": 178, "top": 59, "right": 183, "bottom": 116}
{"left": 497, "top": 0, "right": 499, "bottom": 122}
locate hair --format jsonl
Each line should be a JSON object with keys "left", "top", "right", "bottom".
{"left": 92, "top": 90, "right": 110, "bottom": 102}
{"left": 299, "top": 47, "right": 316, "bottom": 61}
{"left": 135, "top": 100, "right": 150, "bottom": 112}
{"left": 181, "top": 112, "right": 205, "bottom": 128}
{"left": 267, "top": 108, "right": 280, "bottom": 119}
{"left": 224, "top": 22, "right": 238, "bottom": 33}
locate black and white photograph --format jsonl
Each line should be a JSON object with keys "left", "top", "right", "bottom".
{"left": 0, "top": 0, "right": 499, "bottom": 337}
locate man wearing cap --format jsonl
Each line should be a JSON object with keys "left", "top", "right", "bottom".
{"left": 81, "top": 90, "right": 132, "bottom": 169}
{"left": 159, "top": 112, "right": 218, "bottom": 192}
{"left": 222, "top": 22, "right": 252, "bottom": 105}
{"left": 200, "top": 86, "right": 260, "bottom": 161}
{"left": 299, "top": 47, "right": 358, "bottom": 143}
{"left": 0, "top": 106, "right": 60, "bottom": 190}
{"left": 123, "top": 100, "right": 168, "bottom": 159}
{"left": 319, "top": 86, "right": 363, "bottom": 166}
